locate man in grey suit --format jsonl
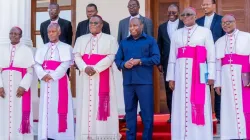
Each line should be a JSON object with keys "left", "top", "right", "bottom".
{"left": 117, "top": 0, "right": 153, "bottom": 43}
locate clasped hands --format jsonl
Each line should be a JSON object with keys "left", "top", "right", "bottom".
{"left": 42, "top": 74, "right": 53, "bottom": 82}
{"left": 124, "top": 58, "right": 141, "bottom": 69}
{"left": 85, "top": 66, "right": 96, "bottom": 76}
{"left": 0, "top": 86, "right": 26, "bottom": 98}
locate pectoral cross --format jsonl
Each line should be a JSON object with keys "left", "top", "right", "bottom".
{"left": 228, "top": 58, "right": 233, "bottom": 63}
{"left": 182, "top": 47, "right": 186, "bottom": 53}
{"left": 43, "top": 63, "right": 47, "bottom": 70}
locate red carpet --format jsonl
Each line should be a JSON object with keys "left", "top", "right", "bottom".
{"left": 119, "top": 114, "right": 217, "bottom": 140}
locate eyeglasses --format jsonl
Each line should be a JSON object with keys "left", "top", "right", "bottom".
{"left": 168, "top": 11, "right": 178, "bottom": 15}
{"left": 180, "top": 13, "right": 194, "bottom": 17}
{"left": 9, "top": 33, "right": 21, "bottom": 36}
{"left": 89, "top": 22, "right": 99, "bottom": 26}
{"left": 48, "top": 8, "right": 57, "bottom": 12}
{"left": 127, "top": 4, "right": 138, "bottom": 9}
{"left": 221, "top": 21, "right": 235, "bottom": 26}
{"left": 201, "top": 3, "right": 213, "bottom": 7}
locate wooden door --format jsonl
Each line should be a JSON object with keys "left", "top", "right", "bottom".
{"left": 217, "top": 0, "right": 250, "bottom": 32}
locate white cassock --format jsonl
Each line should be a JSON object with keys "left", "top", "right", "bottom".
{"left": 34, "top": 42, "right": 74, "bottom": 140}
{"left": 215, "top": 30, "right": 250, "bottom": 139}
{"left": 0, "top": 43, "right": 35, "bottom": 140}
{"left": 166, "top": 24, "right": 215, "bottom": 140}
{"left": 73, "top": 33, "right": 120, "bottom": 140}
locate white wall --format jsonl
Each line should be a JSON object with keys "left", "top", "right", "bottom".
{"left": 76, "top": 0, "right": 146, "bottom": 38}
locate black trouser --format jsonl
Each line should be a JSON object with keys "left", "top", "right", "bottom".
{"left": 163, "top": 70, "right": 173, "bottom": 116}
{"left": 211, "top": 86, "right": 221, "bottom": 120}
{"left": 48, "top": 138, "right": 54, "bottom": 140}
{"left": 214, "top": 89, "right": 221, "bottom": 120}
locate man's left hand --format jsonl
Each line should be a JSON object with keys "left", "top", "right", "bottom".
{"left": 131, "top": 59, "right": 141, "bottom": 66}
{"left": 207, "top": 79, "right": 214, "bottom": 85}
{"left": 16, "top": 87, "right": 26, "bottom": 98}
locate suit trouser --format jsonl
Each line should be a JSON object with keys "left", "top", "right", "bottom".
{"left": 124, "top": 84, "right": 154, "bottom": 140}
{"left": 210, "top": 86, "right": 221, "bottom": 120}
{"left": 163, "top": 72, "right": 173, "bottom": 115}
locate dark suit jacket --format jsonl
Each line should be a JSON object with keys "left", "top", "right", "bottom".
{"left": 117, "top": 15, "right": 153, "bottom": 43}
{"left": 157, "top": 20, "right": 184, "bottom": 73}
{"left": 40, "top": 18, "right": 73, "bottom": 45}
{"left": 196, "top": 13, "right": 225, "bottom": 42}
{"left": 75, "top": 19, "right": 110, "bottom": 41}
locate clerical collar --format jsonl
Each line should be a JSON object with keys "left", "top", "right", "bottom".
{"left": 227, "top": 29, "right": 238, "bottom": 36}
{"left": 49, "top": 41, "right": 59, "bottom": 46}
{"left": 205, "top": 12, "right": 215, "bottom": 18}
{"left": 11, "top": 42, "right": 20, "bottom": 48}
{"left": 185, "top": 24, "right": 197, "bottom": 30}
{"left": 169, "top": 19, "right": 179, "bottom": 24}
{"left": 130, "top": 14, "right": 140, "bottom": 19}
{"left": 51, "top": 17, "right": 59, "bottom": 23}
{"left": 91, "top": 32, "right": 102, "bottom": 38}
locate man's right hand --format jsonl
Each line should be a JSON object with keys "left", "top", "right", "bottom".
{"left": 124, "top": 58, "right": 134, "bottom": 69}
{"left": 0, "top": 87, "right": 5, "bottom": 98}
{"left": 157, "top": 65, "right": 163, "bottom": 73}
{"left": 85, "top": 66, "right": 96, "bottom": 76}
{"left": 169, "top": 80, "right": 175, "bottom": 91}
{"left": 41, "top": 74, "right": 53, "bottom": 82}
{"left": 215, "top": 87, "right": 221, "bottom": 95}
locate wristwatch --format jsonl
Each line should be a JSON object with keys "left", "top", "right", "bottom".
{"left": 139, "top": 60, "right": 142, "bottom": 65}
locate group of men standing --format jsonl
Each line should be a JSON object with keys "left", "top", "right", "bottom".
{"left": 0, "top": 0, "right": 250, "bottom": 140}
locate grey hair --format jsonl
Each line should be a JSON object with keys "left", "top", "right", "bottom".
{"left": 47, "top": 23, "right": 61, "bottom": 32}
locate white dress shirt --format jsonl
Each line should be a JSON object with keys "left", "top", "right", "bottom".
{"left": 204, "top": 13, "right": 215, "bottom": 29}
{"left": 167, "top": 19, "right": 179, "bottom": 39}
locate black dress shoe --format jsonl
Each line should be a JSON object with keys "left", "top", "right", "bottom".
{"left": 167, "top": 118, "right": 171, "bottom": 123}
{"left": 217, "top": 119, "right": 220, "bottom": 124}
{"left": 119, "top": 115, "right": 126, "bottom": 122}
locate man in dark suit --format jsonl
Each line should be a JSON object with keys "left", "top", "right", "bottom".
{"left": 196, "top": 0, "right": 225, "bottom": 123}
{"left": 117, "top": 0, "right": 153, "bottom": 43}
{"left": 75, "top": 3, "right": 110, "bottom": 40}
{"left": 40, "top": 3, "right": 72, "bottom": 45}
{"left": 40, "top": 3, "right": 72, "bottom": 76}
{"left": 157, "top": 4, "right": 184, "bottom": 123}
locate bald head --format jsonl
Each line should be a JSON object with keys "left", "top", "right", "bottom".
{"left": 9, "top": 26, "right": 22, "bottom": 45}
{"left": 47, "top": 23, "right": 61, "bottom": 32}
{"left": 47, "top": 23, "right": 61, "bottom": 43}
{"left": 129, "top": 17, "right": 143, "bottom": 39}
{"left": 181, "top": 7, "right": 197, "bottom": 27}
{"left": 221, "top": 14, "right": 236, "bottom": 34}
{"left": 222, "top": 14, "right": 236, "bottom": 22}
{"left": 183, "top": 7, "right": 197, "bottom": 16}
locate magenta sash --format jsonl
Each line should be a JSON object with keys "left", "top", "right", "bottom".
{"left": 42, "top": 60, "right": 68, "bottom": 132}
{"left": 2, "top": 65, "right": 31, "bottom": 134}
{"left": 82, "top": 54, "right": 110, "bottom": 121}
{"left": 222, "top": 54, "right": 250, "bottom": 139}
{"left": 177, "top": 46, "right": 207, "bottom": 125}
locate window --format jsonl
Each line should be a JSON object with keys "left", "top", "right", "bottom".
{"left": 31, "top": 0, "right": 76, "bottom": 97}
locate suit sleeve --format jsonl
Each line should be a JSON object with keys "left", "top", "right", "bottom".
{"left": 75, "top": 23, "right": 81, "bottom": 43}
{"left": 157, "top": 25, "right": 163, "bottom": 66}
{"left": 67, "top": 22, "right": 73, "bottom": 45}
{"left": 40, "top": 23, "right": 45, "bottom": 44}
{"left": 103, "top": 22, "right": 111, "bottom": 35}
{"left": 117, "top": 20, "right": 122, "bottom": 43}
{"left": 145, "top": 19, "right": 153, "bottom": 36}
